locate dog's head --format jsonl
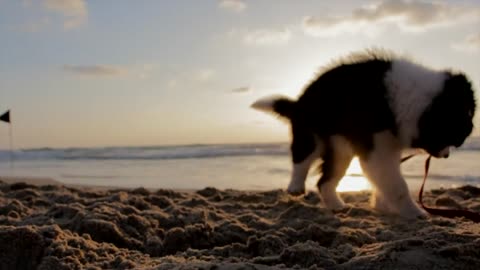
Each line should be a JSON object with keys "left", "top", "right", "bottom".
{"left": 414, "top": 73, "right": 476, "bottom": 158}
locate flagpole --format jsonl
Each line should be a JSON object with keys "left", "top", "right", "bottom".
{"left": 9, "top": 122, "right": 13, "bottom": 170}
{"left": 0, "top": 109, "right": 13, "bottom": 170}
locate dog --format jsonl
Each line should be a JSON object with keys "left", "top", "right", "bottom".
{"left": 252, "top": 49, "right": 476, "bottom": 219}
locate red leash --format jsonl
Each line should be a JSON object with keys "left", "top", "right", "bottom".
{"left": 417, "top": 155, "right": 480, "bottom": 222}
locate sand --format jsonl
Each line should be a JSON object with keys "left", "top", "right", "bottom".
{"left": 1, "top": 178, "right": 480, "bottom": 270}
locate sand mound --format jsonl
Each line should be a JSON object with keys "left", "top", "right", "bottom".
{"left": 1, "top": 180, "right": 480, "bottom": 269}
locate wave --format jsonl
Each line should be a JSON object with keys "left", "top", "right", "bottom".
{"left": 1, "top": 136, "right": 478, "bottom": 162}
{"left": 0, "top": 143, "right": 289, "bottom": 161}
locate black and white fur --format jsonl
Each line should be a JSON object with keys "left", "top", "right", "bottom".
{"left": 252, "top": 50, "right": 476, "bottom": 219}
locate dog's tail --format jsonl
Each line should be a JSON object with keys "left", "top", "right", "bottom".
{"left": 251, "top": 95, "right": 296, "bottom": 119}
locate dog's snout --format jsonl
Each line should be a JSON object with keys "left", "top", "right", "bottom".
{"left": 437, "top": 147, "right": 451, "bottom": 158}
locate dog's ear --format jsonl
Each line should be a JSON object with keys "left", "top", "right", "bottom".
{"left": 445, "top": 73, "right": 472, "bottom": 92}
{"left": 444, "top": 73, "right": 473, "bottom": 97}
{"left": 443, "top": 73, "right": 476, "bottom": 115}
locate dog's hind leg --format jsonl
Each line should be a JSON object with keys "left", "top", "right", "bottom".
{"left": 317, "top": 136, "right": 354, "bottom": 210}
{"left": 287, "top": 128, "right": 320, "bottom": 196}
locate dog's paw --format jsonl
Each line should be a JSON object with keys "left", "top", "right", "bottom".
{"left": 371, "top": 194, "right": 395, "bottom": 215}
{"left": 287, "top": 187, "right": 306, "bottom": 196}
{"left": 331, "top": 203, "right": 351, "bottom": 214}
{"left": 324, "top": 200, "right": 346, "bottom": 211}
{"left": 396, "top": 204, "right": 428, "bottom": 220}
{"left": 287, "top": 181, "right": 306, "bottom": 196}
{"left": 320, "top": 190, "right": 346, "bottom": 211}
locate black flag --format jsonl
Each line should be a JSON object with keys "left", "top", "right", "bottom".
{"left": 0, "top": 110, "right": 10, "bottom": 123}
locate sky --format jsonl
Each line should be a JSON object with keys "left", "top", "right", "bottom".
{"left": 0, "top": 0, "right": 479, "bottom": 149}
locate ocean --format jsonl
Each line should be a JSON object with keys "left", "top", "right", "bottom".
{"left": 1, "top": 137, "right": 479, "bottom": 192}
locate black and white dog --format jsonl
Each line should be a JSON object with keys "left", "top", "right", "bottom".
{"left": 252, "top": 50, "right": 476, "bottom": 219}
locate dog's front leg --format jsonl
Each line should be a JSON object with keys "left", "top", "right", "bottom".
{"left": 360, "top": 132, "right": 426, "bottom": 219}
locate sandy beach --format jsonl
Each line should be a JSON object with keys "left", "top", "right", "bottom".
{"left": 0, "top": 178, "right": 479, "bottom": 270}
{"left": 2, "top": 0, "right": 480, "bottom": 269}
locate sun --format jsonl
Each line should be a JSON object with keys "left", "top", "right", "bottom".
{"left": 336, "top": 157, "right": 372, "bottom": 192}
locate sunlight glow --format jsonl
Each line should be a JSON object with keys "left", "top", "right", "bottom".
{"left": 336, "top": 158, "right": 372, "bottom": 192}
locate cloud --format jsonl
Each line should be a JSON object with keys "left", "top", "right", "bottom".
{"left": 302, "top": 0, "right": 480, "bottom": 37}
{"left": 43, "top": 0, "right": 87, "bottom": 29}
{"left": 17, "top": 0, "right": 88, "bottom": 30}
{"left": 243, "top": 28, "right": 292, "bottom": 46}
{"left": 302, "top": 16, "right": 377, "bottom": 37}
{"left": 452, "top": 33, "right": 480, "bottom": 53}
{"left": 195, "top": 69, "right": 216, "bottom": 82}
{"left": 230, "top": 86, "right": 252, "bottom": 94}
{"left": 63, "top": 65, "right": 128, "bottom": 76}
{"left": 219, "top": 0, "right": 247, "bottom": 13}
